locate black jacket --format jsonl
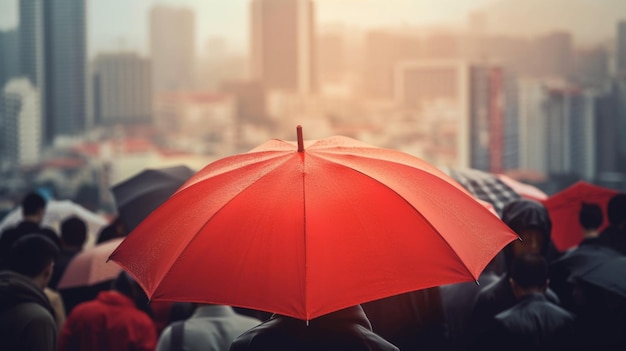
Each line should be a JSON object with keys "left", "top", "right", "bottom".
{"left": 230, "top": 305, "right": 399, "bottom": 351}
{"left": 491, "top": 293, "right": 575, "bottom": 351}
{"left": 0, "top": 270, "right": 57, "bottom": 351}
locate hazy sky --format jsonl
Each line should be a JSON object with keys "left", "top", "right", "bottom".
{"left": 0, "top": 0, "right": 494, "bottom": 56}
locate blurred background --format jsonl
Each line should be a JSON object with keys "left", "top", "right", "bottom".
{"left": 0, "top": 0, "right": 625, "bottom": 218}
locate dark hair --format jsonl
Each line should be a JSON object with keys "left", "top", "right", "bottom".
{"left": 579, "top": 203, "right": 603, "bottom": 230}
{"left": 8, "top": 234, "right": 59, "bottom": 278}
{"left": 607, "top": 193, "right": 626, "bottom": 226}
{"left": 510, "top": 253, "right": 548, "bottom": 289}
{"left": 61, "top": 216, "right": 87, "bottom": 247}
{"left": 21, "top": 192, "right": 46, "bottom": 216}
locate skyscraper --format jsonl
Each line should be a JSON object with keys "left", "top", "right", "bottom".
{"left": 0, "top": 30, "right": 20, "bottom": 90}
{"left": 532, "top": 31, "right": 573, "bottom": 78}
{"left": 394, "top": 60, "right": 470, "bottom": 169}
{"left": 250, "top": 0, "right": 316, "bottom": 94}
{"left": 468, "top": 65, "right": 519, "bottom": 173}
{"left": 394, "top": 60, "right": 519, "bottom": 172}
{"left": 617, "top": 20, "right": 626, "bottom": 75}
{"left": 0, "top": 78, "right": 42, "bottom": 165}
{"left": 93, "top": 53, "right": 152, "bottom": 126}
{"left": 43, "top": 0, "right": 87, "bottom": 144}
{"left": 543, "top": 85, "right": 596, "bottom": 179}
{"left": 19, "top": 0, "right": 44, "bottom": 88}
{"left": 150, "top": 5, "right": 195, "bottom": 92}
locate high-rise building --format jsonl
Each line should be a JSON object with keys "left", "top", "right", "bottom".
{"left": 594, "top": 78, "right": 626, "bottom": 187}
{"left": 19, "top": 0, "right": 45, "bottom": 87}
{"left": 250, "top": 0, "right": 316, "bottom": 94}
{"left": 93, "top": 53, "right": 152, "bottom": 126}
{"left": 532, "top": 31, "right": 573, "bottom": 78}
{"left": 394, "top": 60, "right": 471, "bottom": 169}
{"left": 572, "top": 47, "right": 609, "bottom": 87}
{"left": 617, "top": 21, "right": 626, "bottom": 76}
{"left": 518, "top": 79, "right": 548, "bottom": 175}
{"left": 394, "top": 60, "right": 518, "bottom": 172}
{"left": 468, "top": 65, "right": 519, "bottom": 173}
{"left": 543, "top": 85, "right": 596, "bottom": 179}
{"left": 0, "top": 30, "right": 20, "bottom": 90}
{"left": 150, "top": 5, "right": 195, "bottom": 92}
{"left": 0, "top": 78, "right": 42, "bottom": 165}
{"left": 43, "top": 0, "right": 87, "bottom": 144}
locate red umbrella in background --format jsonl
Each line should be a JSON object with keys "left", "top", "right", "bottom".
{"left": 542, "top": 181, "right": 619, "bottom": 252}
{"left": 110, "top": 126, "right": 517, "bottom": 321}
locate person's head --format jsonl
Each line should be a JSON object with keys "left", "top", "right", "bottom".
{"left": 112, "top": 271, "right": 152, "bottom": 316}
{"left": 8, "top": 234, "right": 59, "bottom": 289}
{"left": 579, "top": 202, "right": 603, "bottom": 231}
{"left": 509, "top": 253, "right": 549, "bottom": 299}
{"left": 502, "top": 199, "right": 552, "bottom": 261}
{"left": 21, "top": 192, "right": 46, "bottom": 222}
{"left": 607, "top": 193, "right": 626, "bottom": 228}
{"left": 60, "top": 216, "right": 87, "bottom": 249}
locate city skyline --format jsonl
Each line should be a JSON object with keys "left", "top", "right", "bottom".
{"left": 2, "top": 0, "right": 626, "bottom": 58}
{"left": 1, "top": 0, "right": 626, "bottom": 202}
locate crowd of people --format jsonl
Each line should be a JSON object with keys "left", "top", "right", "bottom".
{"left": 0, "top": 190, "right": 624, "bottom": 350}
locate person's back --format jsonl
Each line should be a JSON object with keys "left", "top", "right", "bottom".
{"left": 490, "top": 254, "right": 575, "bottom": 351}
{"left": 48, "top": 216, "right": 87, "bottom": 290}
{"left": 157, "top": 304, "right": 261, "bottom": 351}
{"left": 469, "top": 200, "right": 556, "bottom": 329}
{"left": 0, "top": 192, "right": 61, "bottom": 268}
{"left": 230, "top": 305, "right": 399, "bottom": 351}
{"left": 0, "top": 234, "right": 59, "bottom": 351}
{"left": 549, "top": 202, "right": 608, "bottom": 311}
{"left": 362, "top": 287, "right": 446, "bottom": 350}
{"left": 58, "top": 272, "right": 157, "bottom": 351}
{"left": 598, "top": 193, "right": 626, "bottom": 254}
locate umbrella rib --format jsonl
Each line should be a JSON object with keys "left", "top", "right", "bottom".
{"left": 313, "top": 154, "right": 481, "bottom": 280}
{"left": 150, "top": 153, "right": 296, "bottom": 295}
{"left": 301, "top": 153, "right": 309, "bottom": 321}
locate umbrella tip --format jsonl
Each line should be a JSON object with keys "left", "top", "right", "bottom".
{"left": 297, "top": 125, "right": 304, "bottom": 152}
{"left": 475, "top": 280, "right": 480, "bottom": 286}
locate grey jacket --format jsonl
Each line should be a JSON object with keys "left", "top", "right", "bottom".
{"left": 0, "top": 270, "right": 57, "bottom": 351}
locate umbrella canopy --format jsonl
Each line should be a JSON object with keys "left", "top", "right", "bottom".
{"left": 542, "top": 181, "right": 619, "bottom": 252}
{"left": 111, "top": 165, "right": 195, "bottom": 232}
{"left": 497, "top": 174, "right": 548, "bottom": 202}
{"left": 446, "top": 168, "right": 522, "bottom": 217}
{"left": 57, "top": 238, "right": 123, "bottom": 289}
{"left": 0, "top": 199, "right": 109, "bottom": 242}
{"left": 110, "top": 127, "right": 518, "bottom": 321}
{"left": 574, "top": 256, "right": 626, "bottom": 298}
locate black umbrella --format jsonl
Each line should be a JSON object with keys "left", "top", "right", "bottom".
{"left": 573, "top": 256, "right": 626, "bottom": 298}
{"left": 550, "top": 244, "right": 621, "bottom": 309}
{"left": 552, "top": 245, "right": 621, "bottom": 280}
{"left": 111, "top": 165, "right": 195, "bottom": 232}
{"left": 444, "top": 168, "right": 521, "bottom": 216}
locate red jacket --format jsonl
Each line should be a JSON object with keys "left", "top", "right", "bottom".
{"left": 59, "top": 290, "right": 157, "bottom": 351}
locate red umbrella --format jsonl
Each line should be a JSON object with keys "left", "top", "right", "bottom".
{"left": 58, "top": 238, "right": 123, "bottom": 289}
{"left": 109, "top": 127, "right": 517, "bottom": 321}
{"left": 542, "top": 181, "right": 619, "bottom": 252}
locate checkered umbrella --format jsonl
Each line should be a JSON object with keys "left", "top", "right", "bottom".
{"left": 444, "top": 168, "right": 522, "bottom": 217}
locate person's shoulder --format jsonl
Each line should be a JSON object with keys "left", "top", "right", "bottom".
{"left": 14, "top": 301, "right": 56, "bottom": 325}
